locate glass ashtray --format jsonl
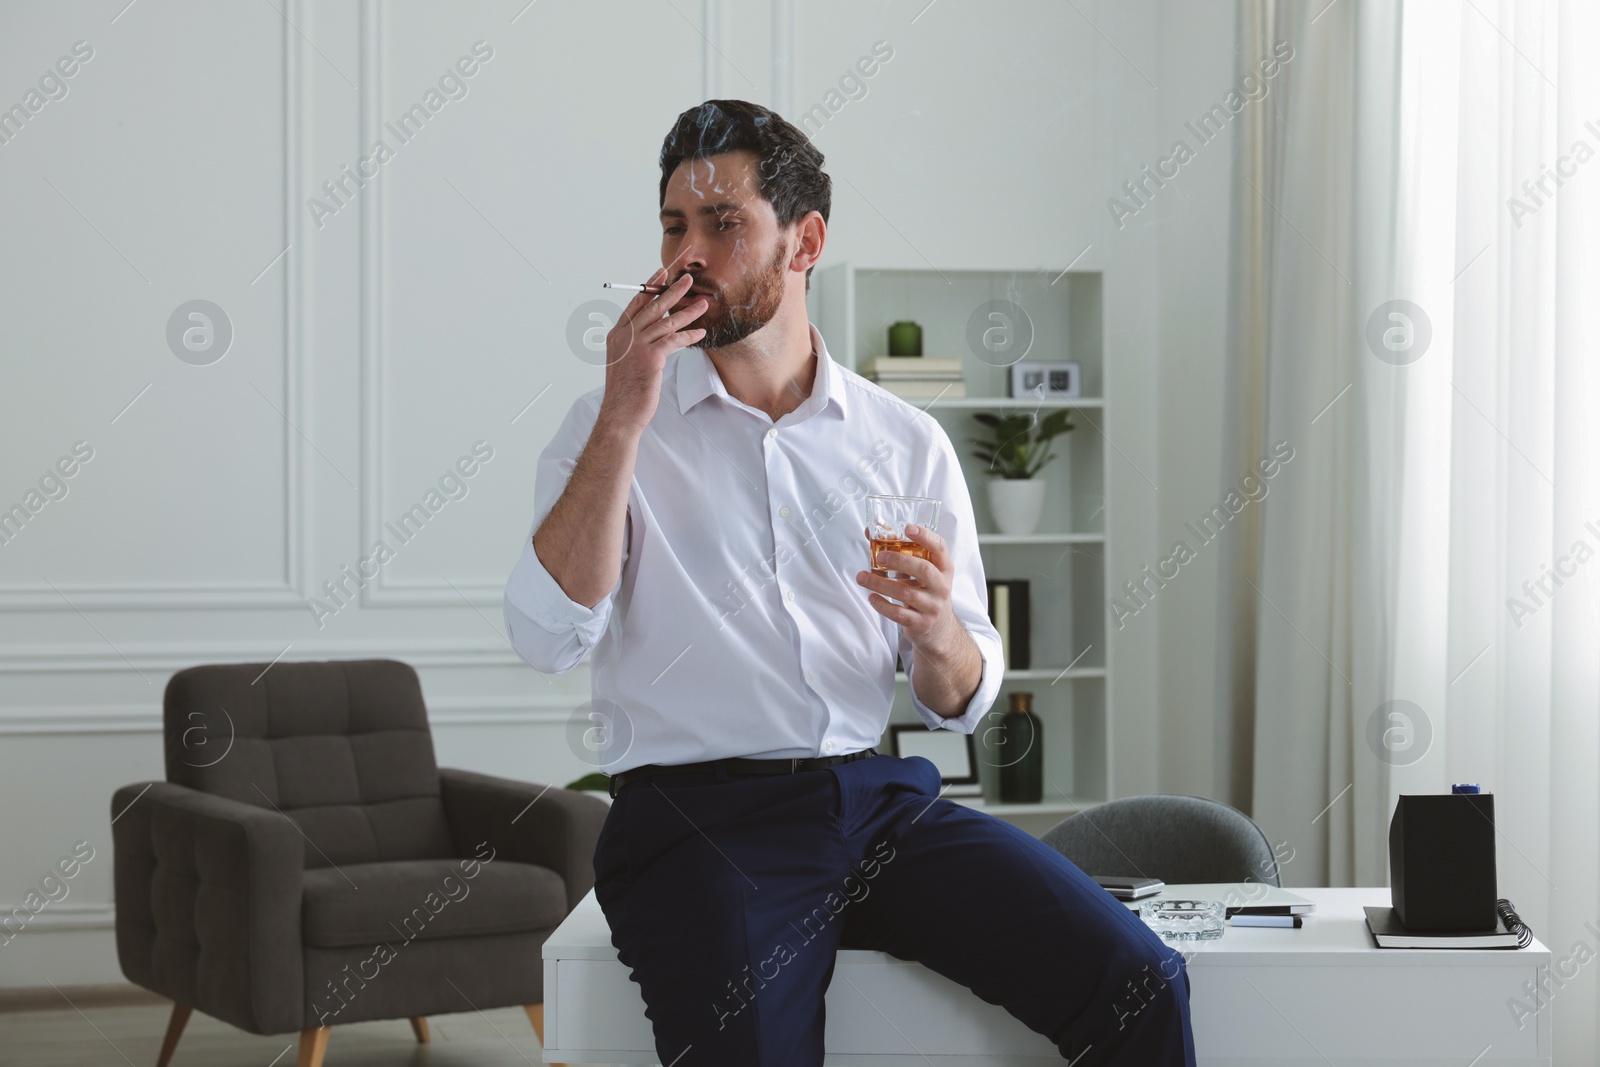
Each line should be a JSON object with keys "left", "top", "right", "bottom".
{"left": 1138, "top": 898, "right": 1226, "bottom": 942}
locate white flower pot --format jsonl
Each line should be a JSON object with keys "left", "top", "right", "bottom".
{"left": 987, "top": 478, "right": 1047, "bottom": 535}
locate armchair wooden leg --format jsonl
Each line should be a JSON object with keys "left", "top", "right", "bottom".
{"left": 155, "top": 1002, "right": 191, "bottom": 1067}
{"left": 409, "top": 1016, "right": 430, "bottom": 1043}
{"left": 524, "top": 1004, "right": 565, "bottom": 1067}
{"left": 295, "top": 1026, "right": 330, "bottom": 1067}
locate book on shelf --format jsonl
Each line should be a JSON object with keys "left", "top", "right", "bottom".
{"left": 870, "top": 380, "right": 968, "bottom": 399}
{"left": 866, "top": 370, "right": 966, "bottom": 381}
{"left": 986, "top": 579, "right": 1031, "bottom": 669}
{"left": 862, "top": 356, "right": 963, "bottom": 374}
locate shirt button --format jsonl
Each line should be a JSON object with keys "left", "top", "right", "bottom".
{"left": 779, "top": 506, "right": 791, "bottom": 518}
{"left": 767, "top": 427, "right": 778, "bottom": 440}
{"left": 807, "top": 669, "right": 816, "bottom": 681}
{"left": 786, "top": 589, "right": 796, "bottom": 602}
{"left": 824, "top": 739, "right": 834, "bottom": 752}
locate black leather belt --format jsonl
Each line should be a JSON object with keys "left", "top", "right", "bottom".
{"left": 608, "top": 747, "right": 878, "bottom": 798}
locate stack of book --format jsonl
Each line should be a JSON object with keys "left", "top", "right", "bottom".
{"left": 860, "top": 356, "right": 966, "bottom": 399}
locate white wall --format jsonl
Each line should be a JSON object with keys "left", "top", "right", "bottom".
{"left": 0, "top": 0, "right": 1239, "bottom": 986}
{"left": 1148, "top": 1, "right": 1242, "bottom": 799}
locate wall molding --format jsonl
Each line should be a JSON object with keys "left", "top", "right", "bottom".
{"left": 0, "top": 637, "right": 558, "bottom": 674}
{"left": 0, "top": 1, "right": 311, "bottom": 612}
{"left": 355, "top": 2, "right": 505, "bottom": 610}
{"left": 354, "top": 0, "right": 735, "bottom": 610}
{"left": 0, "top": 694, "right": 580, "bottom": 735}
{"left": 0, "top": 583, "right": 306, "bottom": 611}
{"left": 0, "top": 904, "right": 116, "bottom": 932}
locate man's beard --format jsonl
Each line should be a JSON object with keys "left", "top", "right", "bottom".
{"left": 691, "top": 241, "right": 788, "bottom": 350}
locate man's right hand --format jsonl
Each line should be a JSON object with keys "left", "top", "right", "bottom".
{"left": 598, "top": 268, "right": 708, "bottom": 435}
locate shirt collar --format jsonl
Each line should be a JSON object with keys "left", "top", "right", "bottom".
{"left": 676, "top": 322, "right": 849, "bottom": 421}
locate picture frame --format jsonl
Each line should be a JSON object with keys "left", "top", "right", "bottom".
{"left": 1007, "top": 360, "right": 1081, "bottom": 399}
{"left": 887, "top": 723, "right": 983, "bottom": 797}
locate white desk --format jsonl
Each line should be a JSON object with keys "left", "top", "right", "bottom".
{"left": 542, "top": 885, "right": 1551, "bottom": 1065}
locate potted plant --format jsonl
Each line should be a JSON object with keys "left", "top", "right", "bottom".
{"left": 969, "top": 409, "right": 1074, "bottom": 535}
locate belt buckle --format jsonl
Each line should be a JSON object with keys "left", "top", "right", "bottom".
{"left": 790, "top": 758, "right": 799, "bottom": 773}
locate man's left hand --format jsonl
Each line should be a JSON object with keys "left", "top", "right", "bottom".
{"left": 856, "top": 523, "right": 962, "bottom": 655}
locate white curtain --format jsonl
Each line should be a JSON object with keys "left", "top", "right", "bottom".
{"left": 1397, "top": 1, "right": 1600, "bottom": 1061}
{"left": 1219, "top": 0, "right": 1600, "bottom": 1060}
{"left": 1215, "top": 0, "right": 1403, "bottom": 889}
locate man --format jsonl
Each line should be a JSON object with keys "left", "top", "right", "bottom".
{"left": 504, "top": 99, "right": 1195, "bottom": 1065}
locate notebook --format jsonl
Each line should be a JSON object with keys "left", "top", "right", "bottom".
{"left": 1364, "top": 901, "right": 1532, "bottom": 949}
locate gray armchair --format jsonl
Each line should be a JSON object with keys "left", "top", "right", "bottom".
{"left": 110, "top": 658, "right": 607, "bottom": 1067}
{"left": 1041, "top": 793, "right": 1282, "bottom": 886}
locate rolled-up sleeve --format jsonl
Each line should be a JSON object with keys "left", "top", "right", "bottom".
{"left": 903, "top": 420, "right": 1006, "bottom": 734}
{"left": 503, "top": 396, "right": 628, "bottom": 675}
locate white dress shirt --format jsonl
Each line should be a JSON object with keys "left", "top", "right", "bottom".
{"left": 503, "top": 321, "right": 1005, "bottom": 775}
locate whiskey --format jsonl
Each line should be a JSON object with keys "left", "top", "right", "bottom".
{"left": 869, "top": 536, "right": 931, "bottom": 580}
{"left": 864, "top": 494, "right": 942, "bottom": 582}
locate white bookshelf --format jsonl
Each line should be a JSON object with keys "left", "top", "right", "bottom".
{"left": 812, "top": 264, "right": 1112, "bottom": 822}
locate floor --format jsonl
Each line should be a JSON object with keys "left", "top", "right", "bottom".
{"left": 0, "top": 986, "right": 607, "bottom": 1066}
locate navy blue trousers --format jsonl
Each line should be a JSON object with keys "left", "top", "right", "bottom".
{"left": 592, "top": 751, "right": 1197, "bottom": 1065}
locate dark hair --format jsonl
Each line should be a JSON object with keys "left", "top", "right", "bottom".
{"left": 659, "top": 99, "right": 830, "bottom": 289}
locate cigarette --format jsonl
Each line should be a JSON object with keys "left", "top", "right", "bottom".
{"left": 603, "top": 282, "right": 668, "bottom": 293}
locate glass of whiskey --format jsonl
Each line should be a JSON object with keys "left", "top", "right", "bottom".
{"left": 865, "top": 494, "right": 942, "bottom": 581}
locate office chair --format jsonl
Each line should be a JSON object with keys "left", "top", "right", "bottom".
{"left": 1041, "top": 793, "right": 1282, "bottom": 886}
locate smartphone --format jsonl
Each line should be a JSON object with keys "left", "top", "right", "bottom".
{"left": 1091, "top": 875, "right": 1165, "bottom": 900}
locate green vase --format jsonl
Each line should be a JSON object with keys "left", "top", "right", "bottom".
{"left": 888, "top": 320, "right": 923, "bottom": 356}
{"left": 996, "top": 691, "right": 1043, "bottom": 803}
